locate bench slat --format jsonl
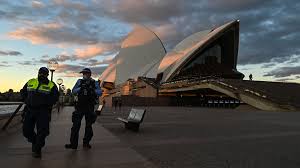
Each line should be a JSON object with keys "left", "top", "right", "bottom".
{"left": 117, "top": 117, "right": 128, "bottom": 123}
{"left": 127, "top": 110, "right": 137, "bottom": 120}
{"left": 117, "top": 108, "right": 146, "bottom": 131}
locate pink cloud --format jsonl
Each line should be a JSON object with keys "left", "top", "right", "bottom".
{"left": 60, "top": 72, "right": 82, "bottom": 78}
{"left": 74, "top": 44, "right": 115, "bottom": 59}
{"left": 205, "top": 0, "right": 263, "bottom": 10}
{"left": 75, "top": 45, "right": 104, "bottom": 59}
{"left": 53, "top": 0, "right": 66, "bottom": 5}
{"left": 32, "top": 1, "right": 45, "bottom": 8}
{"left": 56, "top": 63, "right": 107, "bottom": 77}
{"left": 8, "top": 22, "right": 98, "bottom": 45}
{"left": 8, "top": 23, "right": 63, "bottom": 44}
{"left": 151, "top": 23, "right": 177, "bottom": 39}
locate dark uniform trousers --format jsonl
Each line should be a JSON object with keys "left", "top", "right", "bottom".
{"left": 70, "top": 104, "right": 97, "bottom": 147}
{"left": 22, "top": 107, "right": 50, "bottom": 150}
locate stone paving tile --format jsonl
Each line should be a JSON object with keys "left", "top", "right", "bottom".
{"left": 101, "top": 106, "right": 300, "bottom": 168}
{"left": 0, "top": 106, "right": 157, "bottom": 168}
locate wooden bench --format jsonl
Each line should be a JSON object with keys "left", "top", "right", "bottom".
{"left": 117, "top": 108, "right": 146, "bottom": 132}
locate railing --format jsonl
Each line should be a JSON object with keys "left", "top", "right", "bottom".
{"left": 0, "top": 102, "right": 24, "bottom": 105}
{"left": 1, "top": 96, "right": 78, "bottom": 130}
{"left": 1, "top": 102, "right": 62, "bottom": 131}
{"left": 1, "top": 102, "right": 24, "bottom": 130}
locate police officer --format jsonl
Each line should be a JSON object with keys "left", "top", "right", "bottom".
{"left": 249, "top": 74, "right": 253, "bottom": 81}
{"left": 20, "top": 67, "right": 59, "bottom": 158}
{"left": 65, "top": 68, "right": 102, "bottom": 150}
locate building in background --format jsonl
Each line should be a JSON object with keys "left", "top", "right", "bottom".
{"left": 99, "top": 24, "right": 166, "bottom": 85}
{"left": 99, "top": 20, "right": 300, "bottom": 111}
{"left": 157, "top": 20, "right": 244, "bottom": 83}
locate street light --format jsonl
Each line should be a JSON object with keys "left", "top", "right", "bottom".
{"left": 56, "top": 78, "right": 63, "bottom": 112}
{"left": 56, "top": 78, "right": 63, "bottom": 94}
{"left": 56, "top": 78, "right": 63, "bottom": 90}
{"left": 47, "top": 60, "right": 58, "bottom": 81}
{"left": 61, "top": 85, "right": 66, "bottom": 91}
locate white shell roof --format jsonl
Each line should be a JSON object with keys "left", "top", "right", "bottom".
{"left": 158, "top": 20, "right": 239, "bottom": 83}
{"left": 99, "top": 25, "right": 166, "bottom": 85}
{"left": 99, "top": 60, "right": 117, "bottom": 83}
{"left": 100, "top": 20, "right": 239, "bottom": 85}
{"left": 157, "top": 30, "right": 211, "bottom": 80}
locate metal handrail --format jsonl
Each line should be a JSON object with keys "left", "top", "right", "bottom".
{"left": 0, "top": 102, "right": 24, "bottom": 105}
{"left": 1, "top": 99, "right": 63, "bottom": 131}
{"left": 1, "top": 103, "right": 24, "bottom": 130}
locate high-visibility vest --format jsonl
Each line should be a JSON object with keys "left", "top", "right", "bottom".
{"left": 27, "top": 78, "right": 55, "bottom": 94}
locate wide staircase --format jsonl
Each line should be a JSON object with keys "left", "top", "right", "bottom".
{"left": 160, "top": 79, "right": 300, "bottom": 111}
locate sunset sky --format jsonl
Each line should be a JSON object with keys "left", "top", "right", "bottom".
{"left": 0, "top": 0, "right": 299, "bottom": 92}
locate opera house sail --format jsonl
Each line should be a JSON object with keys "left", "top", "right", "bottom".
{"left": 100, "top": 20, "right": 243, "bottom": 86}
{"left": 98, "top": 20, "right": 300, "bottom": 111}
{"left": 99, "top": 25, "right": 166, "bottom": 86}
{"left": 157, "top": 20, "right": 244, "bottom": 83}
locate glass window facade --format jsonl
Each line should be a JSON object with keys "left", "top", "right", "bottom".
{"left": 183, "top": 44, "right": 222, "bottom": 70}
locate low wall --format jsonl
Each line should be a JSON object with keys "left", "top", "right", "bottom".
{"left": 114, "top": 96, "right": 172, "bottom": 106}
{"left": 111, "top": 95, "right": 240, "bottom": 107}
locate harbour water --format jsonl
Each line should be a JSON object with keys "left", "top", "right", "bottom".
{"left": 0, "top": 104, "right": 24, "bottom": 116}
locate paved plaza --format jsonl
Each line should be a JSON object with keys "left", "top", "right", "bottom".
{"left": 101, "top": 106, "right": 300, "bottom": 168}
{"left": 1, "top": 105, "right": 300, "bottom": 168}
{"left": 0, "top": 106, "right": 155, "bottom": 168}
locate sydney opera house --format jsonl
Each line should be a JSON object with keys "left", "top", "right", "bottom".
{"left": 99, "top": 20, "right": 300, "bottom": 111}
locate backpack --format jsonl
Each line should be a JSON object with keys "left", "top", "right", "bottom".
{"left": 77, "top": 79, "right": 97, "bottom": 105}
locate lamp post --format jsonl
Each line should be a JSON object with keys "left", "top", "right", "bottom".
{"left": 56, "top": 78, "right": 63, "bottom": 92}
{"left": 47, "top": 60, "right": 58, "bottom": 81}
{"left": 56, "top": 78, "right": 63, "bottom": 112}
{"left": 61, "top": 85, "right": 66, "bottom": 92}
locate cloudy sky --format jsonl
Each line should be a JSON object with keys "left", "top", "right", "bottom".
{"left": 0, "top": 0, "right": 299, "bottom": 92}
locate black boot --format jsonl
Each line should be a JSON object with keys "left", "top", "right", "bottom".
{"left": 32, "top": 143, "right": 36, "bottom": 153}
{"left": 65, "top": 144, "right": 77, "bottom": 149}
{"left": 83, "top": 143, "right": 91, "bottom": 149}
{"left": 32, "top": 148, "right": 41, "bottom": 158}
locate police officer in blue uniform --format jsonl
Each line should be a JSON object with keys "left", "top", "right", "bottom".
{"left": 20, "top": 67, "right": 59, "bottom": 158}
{"left": 65, "top": 68, "right": 102, "bottom": 150}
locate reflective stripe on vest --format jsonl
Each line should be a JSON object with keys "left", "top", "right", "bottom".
{"left": 27, "top": 78, "right": 54, "bottom": 94}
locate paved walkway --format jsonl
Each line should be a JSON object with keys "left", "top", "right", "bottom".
{"left": 0, "top": 106, "right": 155, "bottom": 168}
{"left": 101, "top": 106, "right": 300, "bottom": 168}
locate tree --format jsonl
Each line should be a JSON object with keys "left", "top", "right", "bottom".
{"left": 6, "top": 89, "right": 14, "bottom": 101}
